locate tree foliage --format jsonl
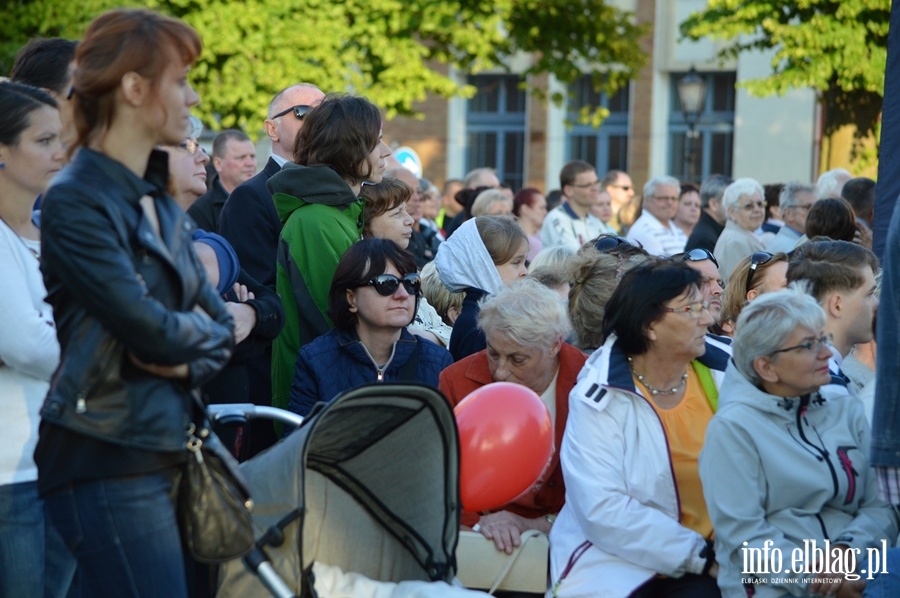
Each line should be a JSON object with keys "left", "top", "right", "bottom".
{"left": 680, "top": 0, "right": 890, "bottom": 140}
{"left": 1, "top": 0, "right": 648, "bottom": 133}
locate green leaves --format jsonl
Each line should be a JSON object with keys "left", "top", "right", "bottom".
{"left": 1, "top": 0, "right": 647, "bottom": 134}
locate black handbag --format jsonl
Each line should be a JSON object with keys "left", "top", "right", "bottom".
{"left": 177, "top": 399, "right": 256, "bottom": 563}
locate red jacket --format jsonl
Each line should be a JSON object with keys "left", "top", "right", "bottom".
{"left": 439, "top": 343, "right": 587, "bottom": 526}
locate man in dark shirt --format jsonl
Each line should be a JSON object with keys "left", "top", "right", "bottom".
{"left": 685, "top": 174, "right": 731, "bottom": 253}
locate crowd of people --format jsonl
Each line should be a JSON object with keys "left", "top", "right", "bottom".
{"left": 2, "top": 6, "right": 900, "bottom": 598}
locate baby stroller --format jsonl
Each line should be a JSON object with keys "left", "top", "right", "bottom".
{"left": 215, "top": 383, "right": 463, "bottom": 597}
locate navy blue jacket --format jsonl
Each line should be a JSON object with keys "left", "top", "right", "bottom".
{"left": 289, "top": 328, "right": 453, "bottom": 417}
{"left": 448, "top": 288, "right": 488, "bottom": 362}
{"left": 218, "top": 157, "right": 283, "bottom": 288}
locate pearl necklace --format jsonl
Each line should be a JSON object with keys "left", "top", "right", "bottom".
{"left": 627, "top": 356, "right": 688, "bottom": 396}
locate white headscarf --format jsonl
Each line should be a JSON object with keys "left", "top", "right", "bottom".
{"left": 434, "top": 218, "right": 503, "bottom": 295}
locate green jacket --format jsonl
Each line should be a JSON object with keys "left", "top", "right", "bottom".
{"left": 267, "top": 164, "right": 363, "bottom": 410}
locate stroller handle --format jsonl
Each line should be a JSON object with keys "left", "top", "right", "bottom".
{"left": 207, "top": 404, "right": 305, "bottom": 428}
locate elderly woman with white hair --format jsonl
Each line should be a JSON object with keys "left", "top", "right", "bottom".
{"left": 713, "top": 178, "right": 767, "bottom": 281}
{"left": 439, "top": 278, "right": 587, "bottom": 555}
{"left": 700, "top": 288, "right": 897, "bottom": 598}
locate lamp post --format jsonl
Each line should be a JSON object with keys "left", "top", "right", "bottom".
{"left": 677, "top": 67, "right": 708, "bottom": 183}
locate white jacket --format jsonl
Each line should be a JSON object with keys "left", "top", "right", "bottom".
{"left": 548, "top": 334, "right": 731, "bottom": 597}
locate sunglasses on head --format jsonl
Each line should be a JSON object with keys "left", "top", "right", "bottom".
{"left": 272, "top": 104, "right": 311, "bottom": 120}
{"left": 594, "top": 235, "right": 636, "bottom": 252}
{"left": 362, "top": 273, "right": 421, "bottom": 296}
{"left": 745, "top": 251, "right": 774, "bottom": 295}
{"left": 681, "top": 248, "right": 719, "bottom": 268}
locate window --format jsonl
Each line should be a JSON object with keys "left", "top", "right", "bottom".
{"left": 466, "top": 75, "right": 526, "bottom": 191}
{"left": 566, "top": 76, "right": 630, "bottom": 175}
{"left": 668, "top": 72, "right": 736, "bottom": 183}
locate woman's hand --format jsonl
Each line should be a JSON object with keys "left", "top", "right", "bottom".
{"left": 475, "top": 511, "right": 551, "bottom": 554}
{"left": 128, "top": 352, "right": 188, "bottom": 379}
{"left": 225, "top": 284, "right": 257, "bottom": 344}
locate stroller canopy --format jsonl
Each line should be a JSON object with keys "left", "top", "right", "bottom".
{"left": 219, "top": 383, "right": 461, "bottom": 596}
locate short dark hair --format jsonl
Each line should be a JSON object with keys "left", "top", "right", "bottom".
{"left": 602, "top": 260, "right": 701, "bottom": 355}
{"left": 805, "top": 197, "right": 857, "bottom": 242}
{"left": 787, "top": 239, "right": 879, "bottom": 302}
{"left": 10, "top": 38, "right": 78, "bottom": 96}
{"left": 763, "top": 183, "right": 784, "bottom": 218}
{"left": 560, "top": 160, "right": 594, "bottom": 190}
{"left": 360, "top": 177, "right": 412, "bottom": 238}
{"left": 211, "top": 129, "right": 250, "bottom": 159}
{"left": 0, "top": 81, "right": 58, "bottom": 146}
{"left": 294, "top": 94, "right": 382, "bottom": 185}
{"left": 601, "top": 169, "right": 626, "bottom": 189}
{"left": 328, "top": 238, "right": 418, "bottom": 332}
{"left": 841, "top": 177, "right": 876, "bottom": 223}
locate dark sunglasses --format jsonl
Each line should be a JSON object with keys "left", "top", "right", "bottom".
{"left": 362, "top": 273, "right": 421, "bottom": 296}
{"left": 594, "top": 235, "right": 637, "bottom": 252}
{"left": 745, "top": 251, "right": 774, "bottom": 295}
{"left": 272, "top": 104, "right": 311, "bottom": 120}
{"left": 681, "top": 248, "right": 719, "bottom": 268}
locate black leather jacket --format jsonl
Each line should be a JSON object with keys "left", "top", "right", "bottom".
{"left": 39, "top": 148, "right": 234, "bottom": 452}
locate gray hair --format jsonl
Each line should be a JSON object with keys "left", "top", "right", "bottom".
{"left": 463, "top": 167, "right": 498, "bottom": 189}
{"left": 815, "top": 168, "right": 852, "bottom": 200}
{"left": 529, "top": 244, "right": 575, "bottom": 272}
{"left": 779, "top": 181, "right": 815, "bottom": 210}
{"left": 699, "top": 174, "right": 733, "bottom": 208}
{"left": 477, "top": 278, "right": 572, "bottom": 351}
{"left": 643, "top": 175, "right": 681, "bottom": 201}
{"left": 470, "top": 188, "right": 512, "bottom": 217}
{"left": 722, "top": 177, "right": 765, "bottom": 213}
{"left": 732, "top": 286, "right": 826, "bottom": 386}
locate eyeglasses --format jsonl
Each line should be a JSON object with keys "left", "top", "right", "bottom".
{"left": 770, "top": 333, "right": 833, "bottom": 356}
{"left": 681, "top": 248, "right": 719, "bottom": 268}
{"left": 662, "top": 301, "right": 710, "bottom": 319}
{"left": 571, "top": 181, "right": 602, "bottom": 190}
{"left": 745, "top": 251, "right": 774, "bottom": 295}
{"left": 272, "top": 104, "right": 311, "bottom": 120}
{"left": 652, "top": 195, "right": 679, "bottom": 202}
{"left": 610, "top": 184, "right": 632, "bottom": 191}
{"left": 362, "top": 273, "right": 421, "bottom": 296}
{"left": 178, "top": 138, "right": 203, "bottom": 156}
{"left": 790, "top": 203, "right": 814, "bottom": 212}
{"left": 66, "top": 85, "right": 75, "bottom": 100}
{"left": 739, "top": 201, "right": 766, "bottom": 211}
{"left": 594, "top": 235, "right": 632, "bottom": 252}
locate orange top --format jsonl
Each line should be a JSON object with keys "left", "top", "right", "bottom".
{"left": 637, "top": 365, "right": 714, "bottom": 539}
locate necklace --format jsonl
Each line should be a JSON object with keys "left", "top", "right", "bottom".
{"left": 627, "top": 356, "right": 688, "bottom": 396}
{"left": 0, "top": 212, "right": 40, "bottom": 261}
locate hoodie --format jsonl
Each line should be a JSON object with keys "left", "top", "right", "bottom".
{"left": 700, "top": 362, "right": 897, "bottom": 598}
{"left": 268, "top": 164, "right": 364, "bottom": 411}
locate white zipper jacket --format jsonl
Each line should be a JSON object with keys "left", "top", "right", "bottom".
{"left": 548, "top": 334, "right": 730, "bottom": 598}
{"left": 700, "top": 363, "right": 898, "bottom": 598}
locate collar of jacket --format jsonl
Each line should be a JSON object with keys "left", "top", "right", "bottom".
{"left": 719, "top": 361, "right": 827, "bottom": 418}
{"left": 74, "top": 147, "right": 170, "bottom": 201}
{"left": 267, "top": 163, "right": 359, "bottom": 210}
{"left": 603, "top": 333, "right": 731, "bottom": 392}
{"left": 336, "top": 327, "right": 418, "bottom": 366}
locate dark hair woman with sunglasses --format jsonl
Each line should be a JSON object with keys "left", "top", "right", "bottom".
{"left": 287, "top": 239, "right": 453, "bottom": 417}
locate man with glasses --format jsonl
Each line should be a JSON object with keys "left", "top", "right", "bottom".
{"left": 625, "top": 175, "right": 687, "bottom": 257}
{"left": 766, "top": 181, "right": 816, "bottom": 254}
{"left": 601, "top": 169, "right": 634, "bottom": 233}
{"left": 679, "top": 249, "right": 727, "bottom": 336}
{"left": 187, "top": 129, "right": 257, "bottom": 231}
{"left": 540, "top": 160, "right": 607, "bottom": 251}
{"left": 685, "top": 174, "right": 732, "bottom": 253}
{"left": 786, "top": 239, "right": 880, "bottom": 397}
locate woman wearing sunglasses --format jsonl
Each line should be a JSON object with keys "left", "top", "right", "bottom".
{"left": 287, "top": 238, "right": 452, "bottom": 418}
{"left": 549, "top": 260, "right": 730, "bottom": 598}
{"left": 700, "top": 288, "right": 896, "bottom": 598}
{"left": 713, "top": 177, "right": 767, "bottom": 283}
{"left": 719, "top": 251, "right": 788, "bottom": 336}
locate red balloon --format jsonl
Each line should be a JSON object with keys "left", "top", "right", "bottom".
{"left": 454, "top": 382, "right": 554, "bottom": 512}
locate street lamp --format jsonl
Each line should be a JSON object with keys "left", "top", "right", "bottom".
{"left": 677, "top": 67, "right": 708, "bottom": 183}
